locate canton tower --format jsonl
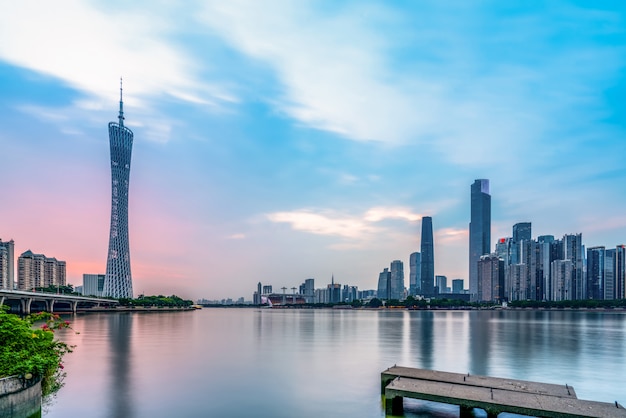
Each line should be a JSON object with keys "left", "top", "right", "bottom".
{"left": 104, "top": 80, "right": 134, "bottom": 298}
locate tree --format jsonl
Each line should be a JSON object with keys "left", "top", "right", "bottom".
{"left": 0, "top": 307, "right": 74, "bottom": 395}
{"left": 368, "top": 298, "right": 383, "bottom": 308}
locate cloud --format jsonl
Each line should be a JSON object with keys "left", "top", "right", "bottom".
{"left": 227, "top": 233, "right": 246, "bottom": 240}
{"left": 266, "top": 206, "right": 424, "bottom": 242}
{"left": 0, "top": 0, "right": 233, "bottom": 141}
{"left": 197, "top": 1, "right": 624, "bottom": 168}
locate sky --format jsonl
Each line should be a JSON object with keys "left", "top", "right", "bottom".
{"left": 1, "top": 1, "right": 625, "bottom": 301}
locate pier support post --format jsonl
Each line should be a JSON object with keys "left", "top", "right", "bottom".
{"left": 385, "top": 396, "right": 404, "bottom": 415}
{"left": 459, "top": 405, "right": 474, "bottom": 418}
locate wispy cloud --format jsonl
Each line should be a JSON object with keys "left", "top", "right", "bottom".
{"left": 266, "top": 206, "right": 423, "bottom": 243}
{"left": 0, "top": 0, "right": 233, "bottom": 141}
{"left": 198, "top": 1, "right": 625, "bottom": 168}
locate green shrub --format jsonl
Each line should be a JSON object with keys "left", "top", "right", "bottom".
{"left": 0, "top": 307, "right": 74, "bottom": 395}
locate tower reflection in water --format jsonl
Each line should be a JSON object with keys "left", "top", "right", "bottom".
{"left": 108, "top": 313, "right": 134, "bottom": 418}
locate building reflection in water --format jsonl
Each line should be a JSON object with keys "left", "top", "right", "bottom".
{"left": 409, "top": 311, "right": 434, "bottom": 370}
{"left": 468, "top": 311, "right": 490, "bottom": 376}
{"left": 108, "top": 313, "right": 134, "bottom": 418}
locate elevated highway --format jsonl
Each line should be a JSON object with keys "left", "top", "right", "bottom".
{"left": 0, "top": 289, "right": 118, "bottom": 314}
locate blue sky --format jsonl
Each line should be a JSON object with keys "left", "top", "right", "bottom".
{"left": 1, "top": 0, "right": 625, "bottom": 300}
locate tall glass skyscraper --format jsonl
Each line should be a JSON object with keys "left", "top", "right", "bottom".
{"left": 420, "top": 216, "right": 435, "bottom": 296}
{"left": 104, "top": 81, "right": 134, "bottom": 299}
{"left": 469, "top": 179, "right": 491, "bottom": 300}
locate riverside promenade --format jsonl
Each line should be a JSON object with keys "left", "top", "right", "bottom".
{"left": 381, "top": 366, "right": 626, "bottom": 417}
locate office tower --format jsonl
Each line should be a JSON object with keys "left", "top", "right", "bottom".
{"left": 563, "top": 233, "right": 584, "bottom": 299}
{"left": 469, "top": 179, "right": 491, "bottom": 300}
{"left": 390, "top": 260, "right": 404, "bottom": 299}
{"left": 509, "top": 222, "right": 531, "bottom": 265}
{"left": 508, "top": 263, "right": 527, "bottom": 301}
{"left": 0, "top": 245, "right": 7, "bottom": 289}
{"left": 551, "top": 259, "right": 573, "bottom": 301}
{"left": 604, "top": 249, "right": 616, "bottom": 300}
{"left": 409, "top": 252, "right": 421, "bottom": 295}
{"left": 83, "top": 274, "right": 106, "bottom": 297}
{"left": 104, "top": 81, "right": 134, "bottom": 299}
{"left": 263, "top": 285, "right": 273, "bottom": 294}
{"left": 253, "top": 282, "right": 262, "bottom": 304}
{"left": 452, "top": 279, "right": 464, "bottom": 294}
{"left": 420, "top": 216, "right": 435, "bottom": 296}
{"left": 512, "top": 222, "right": 532, "bottom": 243}
{"left": 586, "top": 246, "right": 605, "bottom": 300}
{"left": 17, "top": 250, "right": 65, "bottom": 290}
{"left": 537, "top": 236, "right": 555, "bottom": 301}
{"left": 302, "top": 278, "right": 315, "bottom": 303}
{"left": 495, "top": 238, "right": 512, "bottom": 265}
{"left": 477, "top": 254, "right": 504, "bottom": 302}
{"left": 616, "top": 245, "right": 626, "bottom": 299}
{"left": 327, "top": 275, "right": 341, "bottom": 303}
{"left": 0, "top": 239, "right": 14, "bottom": 289}
{"left": 377, "top": 268, "right": 391, "bottom": 300}
{"left": 435, "top": 275, "right": 447, "bottom": 294}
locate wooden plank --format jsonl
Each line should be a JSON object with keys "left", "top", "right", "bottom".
{"left": 381, "top": 366, "right": 576, "bottom": 398}
{"left": 385, "top": 376, "right": 626, "bottom": 418}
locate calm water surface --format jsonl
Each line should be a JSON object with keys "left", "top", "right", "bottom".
{"left": 45, "top": 309, "right": 626, "bottom": 417}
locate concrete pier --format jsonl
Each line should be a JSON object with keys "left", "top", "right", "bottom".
{"left": 381, "top": 366, "right": 626, "bottom": 417}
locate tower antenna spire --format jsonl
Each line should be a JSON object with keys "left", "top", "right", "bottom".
{"left": 118, "top": 77, "right": 125, "bottom": 127}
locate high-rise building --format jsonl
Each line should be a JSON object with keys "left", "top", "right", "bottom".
{"left": 435, "top": 275, "right": 447, "bottom": 294}
{"left": 83, "top": 274, "right": 106, "bottom": 297}
{"left": 477, "top": 254, "right": 504, "bottom": 302}
{"left": 452, "top": 279, "right": 464, "bottom": 294}
{"left": 616, "top": 245, "right": 626, "bottom": 299}
{"left": 563, "top": 233, "right": 584, "bottom": 300}
{"left": 301, "top": 278, "right": 315, "bottom": 303}
{"left": 17, "top": 250, "right": 65, "bottom": 290}
{"left": 604, "top": 249, "right": 616, "bottom": 300}
{"left": 469, "top": 179, "right": 491, "bottom": 300}
{"left": 510, "top": 222, "right": 531, "bottom": 265}
{"left": 377, "top": 267, "right": 391, "bottom": 300}
{"left": 409, "top": 252, "right": 421, "bottom": 295}
{"left": 420, "top": 216, "right": 435, "bottom": 296}
{"left": 390, "top": 260, "right": 404, "bottom": 299}
{"left": 587, "top": 246, "right": 605, "bottom": 300}
{"left": 104, "top": 81, "right": 134, "bottom": 299}
{"left": 0, "top": 239, "right": 14, "bottom": 289}
{"left": 551, "top": 259, "right": 573, "bottom": 301}
{"left": 512, "top": 222, "right": 532, "bottom": 243}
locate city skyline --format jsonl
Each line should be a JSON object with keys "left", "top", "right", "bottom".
{"left": 1, "top": 2, "right": 625, "bottom": 299}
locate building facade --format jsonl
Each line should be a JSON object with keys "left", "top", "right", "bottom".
{"left": 477, "top": 253, "right": 504, "bottom": 302}
{"left": 83, "top": 274, "right": 106, "bottom": 297}
{"left": 469, "top": 179, "right": 491, "bottom": 301}
{"left": 0, "top": 239, "right": 15, "bottom": 289}
{"left": 17, "top": 250, "right": 66, "bottom": 290}
{"left": 420, "top": 216, "right": 435, "bottom": 296}
{"left": 390, "top": 260, "right": 404, "bottom": 300}
{"left": 409, "top": 252, "right": 421, "bottom": 296}
{"left": 104, "top": 82, "right": 134, "bottom": 299}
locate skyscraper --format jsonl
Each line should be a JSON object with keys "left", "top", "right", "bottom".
{"left": 420, "top": 216, "right": 435, "bottom": 296}
{"left": 0, "top": 239, "right": 14, "bottom": 289}
{"left": 390, "top": 260, "right": 405, "bottom": 299}
{"left": 409, "top": 252, "right": 421, "bottom": 295}
{"left": 104, "top": 81, "right": 134, "bottom": 299}
{"left": 469, "top": 179, "right": 491, "bottom": 300}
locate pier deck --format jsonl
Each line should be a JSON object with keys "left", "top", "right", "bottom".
{"left": 381, "top": 366, "right": 625, "bottom": 417}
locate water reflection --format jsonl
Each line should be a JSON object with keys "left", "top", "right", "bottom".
{"left": 408, "top": 312, "right": 434, "bottom": 369}
{"left": 108, "top": 313, "right": 133, "bottom": 418}
{"left": 44, "top": 309, "right": 626, "bottom": 417}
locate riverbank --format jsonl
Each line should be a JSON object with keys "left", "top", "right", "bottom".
{"left": 76, "top": 306, "right": 197, "bottom": 313}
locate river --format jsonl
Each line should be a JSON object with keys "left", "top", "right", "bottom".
{"left": 44, "top": 308, "right": 626, "bottom": 417}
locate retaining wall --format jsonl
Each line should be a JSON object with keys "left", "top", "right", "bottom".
{"left": 0, "top": 376, "right": 42, "bottom": 418}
